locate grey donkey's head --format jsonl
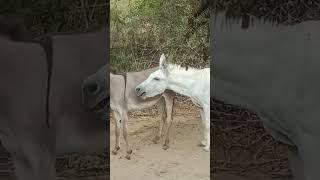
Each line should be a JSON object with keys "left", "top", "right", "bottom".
{"left": 82, "top": 64, "right": 109, "bottom": 120}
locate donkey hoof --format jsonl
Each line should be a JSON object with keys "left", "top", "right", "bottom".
{"left": 162, "top": 144, "right": 169, "bottom": 150}
{"left": 203, "top": 146, "right": 210, "bottom": 152}
{"left": 125, "top": 154, "right": 131, "bottom": 160}
{"left": 198, "top": 140, "right": 206, "bottom": 147}
{"left": 127, "top": 149, "right": 133, "bottom": 154}
{"left": 112, "top": 149, "right": 118, "bottom": 155}
{"left": 153, "top": 136, "right": 160, "bottom": 144}
{"left": 112, "top": 147, "right": 120, "bottom": 155}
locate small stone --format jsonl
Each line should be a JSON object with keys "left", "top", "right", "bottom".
{"left": 160, "top": 169, "right": 167, "bottom": 173}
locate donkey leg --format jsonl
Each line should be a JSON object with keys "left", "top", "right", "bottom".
{"left": 14, "top": 147, "right": 56, "bottom": 180}
{"left": 112, "top": 111, "right": 121, "bottom": 155}
{"left": 153, "top": 99, "right": 166, "bottom": 144}
{"left": 162, "top": 95, "right": 174, "bottom": 150}
{"left": 2, "top": 135, "right": 35, "bottom": 180}
{"left": 121, "top": 112, "right": 132, "bottom": 160}
{"left": 13, "top": 132, "right": 56, "bottom": 180}
{"left": 201, "top": 106, "right": 210, "bottom": 152}
{"left": 29, "top": 150, "right": 56, "bottom": 180}
{"left": 198, "top": 109, "right": 206, "bottom": 146}
{"left": 297, "top": 133, "right": 320, "bottom": 180}
{"left": 12, "top": 155, "right": 34, "bottom": 180}
{"left": 288, "top": 146, "right": 305, "bottom": 180}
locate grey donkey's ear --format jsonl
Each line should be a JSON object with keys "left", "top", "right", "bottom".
{"left": 159, "top": 54, "right": 168, "bottom": 75}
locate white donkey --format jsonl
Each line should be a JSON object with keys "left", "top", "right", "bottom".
{"left": 111, "top": 67, "right": 175, "bottom": 159}
{"left": 135, "top": 54, "right": 210, "bottom": 151}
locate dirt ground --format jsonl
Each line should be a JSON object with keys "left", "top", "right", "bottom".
{"left": 110, "top": 101, "right": 210, "bottom": 180}
{"left": 211, "top": 99, "right": 291, "bottom": 180}
{"left": 0, "top": 99, "right": 293, "bottom": 180}
{"left": 0, "top": 150, "right": 108, "bottom": 180}
{"left": 211, "top": 174, "right": 290, "bottom": 180}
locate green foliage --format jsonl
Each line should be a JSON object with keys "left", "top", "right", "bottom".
{"left": 111, "top": 0, "right": 209, "bottom": 73}
{"left": 216, "top": 0, "right": 320, "bottom": 25}
{"left": 0, "top": 0, "right": 108, "bottom": 36}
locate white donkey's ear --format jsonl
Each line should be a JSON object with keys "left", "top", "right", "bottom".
{"left": 159, "top": 54, "right": 168, "bottom": 74}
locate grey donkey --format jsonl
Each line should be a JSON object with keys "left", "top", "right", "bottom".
{"left": 111, "top": 67, "right": 175, "bottom": 159}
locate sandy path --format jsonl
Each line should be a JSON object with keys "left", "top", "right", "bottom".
{"left": 110, "top": 106, "right": 210, "bottom": 180}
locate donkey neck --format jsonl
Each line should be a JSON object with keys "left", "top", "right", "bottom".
{"left": 166, "top": 69, "right": 202, "bottom": 99}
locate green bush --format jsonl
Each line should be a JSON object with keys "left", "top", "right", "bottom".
{"left": 110, "top": 0, "right": 209, "bottom": 73}
{"left": 0, "top": 0, "right": 108, "bottom": 36}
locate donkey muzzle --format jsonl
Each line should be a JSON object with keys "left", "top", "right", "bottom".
{"left": 135, "top": 87, "right": 146, "bottom": 97}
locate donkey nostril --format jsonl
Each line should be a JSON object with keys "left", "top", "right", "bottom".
{"left": 87, "top": 82, "right": 99, "bottom": 95}
{"left": 136, "top": 87, "right": 141, "bottom": 93}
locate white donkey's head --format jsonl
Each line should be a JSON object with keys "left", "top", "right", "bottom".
{"left": 136, "top": 54, "right": 169, "bottom": 99}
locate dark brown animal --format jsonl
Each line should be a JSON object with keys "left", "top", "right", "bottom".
{"left": 0, "top": 19, "right": 108, "bottom": 179}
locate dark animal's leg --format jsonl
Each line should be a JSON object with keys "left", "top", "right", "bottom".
{"left": 1, "top": 135, "right": 35, "bottom": 180}
{"left": 112, "top": 111, "right": 121, "bottom": 155}
{"left": 288, "top": 146, "right": 305, "bottom": 180}
{"left": 121, "top": 111, "right": 132, "bottom": 160}
{"left": 13, "top": 146, "right": 55, "bottom": 180}
{"left": 13, "top": 155, "right": 34, "bottom": 180}
{"left": 153, "top": 98, "right": 166, "bottom": 144}
{"left": 297, "top": 133, "right": 320, "bottom": 180}
{"left": 1, "top": 115, "right": 55, "bottom": 180}
{"left": 162, "top": 93, "right": 174, "bottom": 150}
{"left": 13, "top": 133, "right": 55, "bottom": 180}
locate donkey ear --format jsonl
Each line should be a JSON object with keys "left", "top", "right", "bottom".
{"left": 159, "top": 54, "right": 167, "bottom": 72}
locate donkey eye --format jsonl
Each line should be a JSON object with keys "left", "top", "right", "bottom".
{"left": 154, "top": 77, "right": 160, "bottom": 81}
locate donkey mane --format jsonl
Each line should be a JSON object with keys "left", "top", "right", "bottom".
{"left": 167, "top": 63, "right": 199, "bottom": 73}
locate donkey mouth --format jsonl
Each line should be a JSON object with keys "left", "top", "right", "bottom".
{"left": 91, "top": 97, "right": 109, "bottom": 119}
{"left": 137, "top": 91, "right": 146, "bottom": 97}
